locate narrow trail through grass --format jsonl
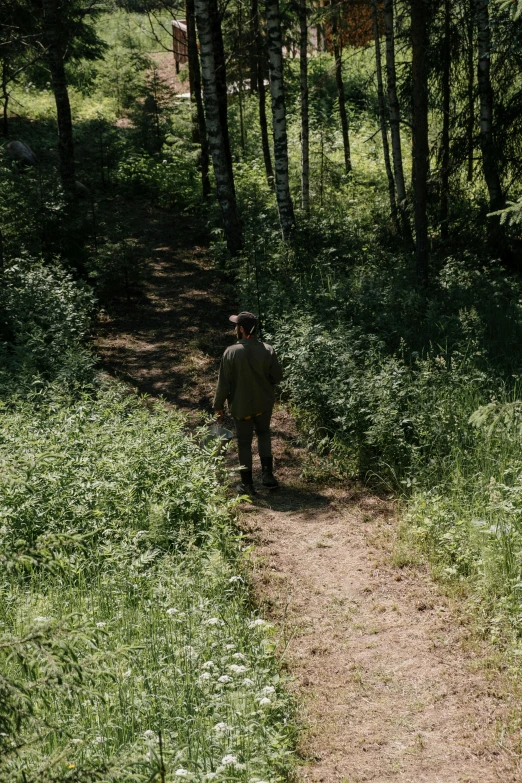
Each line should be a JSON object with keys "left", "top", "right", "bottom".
{"left": 95, "top": 211, "right": 521, "bottom": 782}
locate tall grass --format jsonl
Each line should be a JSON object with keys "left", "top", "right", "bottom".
{"left": 0, "top": 383, "right": 295, "bottom": 782}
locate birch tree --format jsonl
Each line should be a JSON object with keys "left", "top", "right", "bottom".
{"left": 195, "top": 0, "right": 243, "bottom": 255}
{"left": 265, "top": 0, "right": 295, "bottom": 238}
{"left": 208, "top": 0, "right": 234, "bottom": 182}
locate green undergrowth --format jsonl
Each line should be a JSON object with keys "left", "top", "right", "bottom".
{"left": 228, "top": 110, "right": 522, "bottom": 650}
{"left": 0, "top": 382, "right": 295, "bottom": 783}
{"left": 0, "top": 240, "right": 294, "bottom": 782}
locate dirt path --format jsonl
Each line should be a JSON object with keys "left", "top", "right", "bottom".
{"left": 95, "top": 214, "right": 521, "bottom": 783}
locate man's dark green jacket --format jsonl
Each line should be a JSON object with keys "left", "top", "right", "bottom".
{"left": 213, "top": 337, "right": 283, "bottom": 420}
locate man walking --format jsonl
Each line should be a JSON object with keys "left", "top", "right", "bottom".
{"left": 213, "top": 312, "right": 283, "bottom": 494}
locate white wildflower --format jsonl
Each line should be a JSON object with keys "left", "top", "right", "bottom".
{"left": 221, "top": 754, "right": 238, "bottom": 767}
{"left": 225, "top": 643, "right": 235, "bottom": 650}
{"left": 95, "top": 736, "right": 106, "bottom": 744}
{"left": 261, "top": 685, "right": 275, "bottom": 696}
{"left": 242, "top": 677, "right": 255, "bottom": 687}
{"left": 470, "top": 519, "right": 488, "bottom": 529}
{"left": 214, "top": 722, "right": 230, "bottom": 735}
{"left": 183, "top": 645, "right": 198, "bottom": 660}
{"left": 218, "top": 674, "right": 233, "bottom": 684}
{"left": 248, "top": 618, "right": 270, "bottom": 629}
{"left": 206, "top": 617, "right": 223, "bottom": 626}
{"left": 122, "top": 668, "right": 132, "bottom": 679}
{"left": 174, "top": 769, "right": 190, "bottom": 778}
{"left": 166, "top": 607, "right": 178, "bottom": 616}
{"left": 96, "top": 622, "right": 106, "bottom": 628}
{"left": 232, "top": 652, "right": 246, "bottom": 661}
{"left": 229, "top": 576, "right": 242, "bottom": 583}
{"left": 143, "top": 730, "right": 157, "bottom": 740}
{"left": 259, "top": 697, "right": 272, "bottom": 707}
{"left": 199, "top": 671, "right": 212, "bottom": 681}
{"left": 202, "top": 660, "right": 215, "bottom": 670}
{"left": 229, "top": 664, "right": 247, "bottom": 675}
{"left": 33, "top": 616, "right": 51, "bottom": 624}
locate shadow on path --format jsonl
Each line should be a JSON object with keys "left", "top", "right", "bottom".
{"left": 95, "top": 209, "right": 235, "bottom": 414}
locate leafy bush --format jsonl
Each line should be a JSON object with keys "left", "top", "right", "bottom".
{"left": 272, "top": 318, "right": 488, "bottom": 487}
{"left": 116, "top": 142, "right": 201, "bottom": 208}
{"left": 0, "top": 259, "right": 96, "bottom": 388}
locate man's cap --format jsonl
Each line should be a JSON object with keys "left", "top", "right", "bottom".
{"left": 229, "top": 312, "right": 257, "bottom": 327}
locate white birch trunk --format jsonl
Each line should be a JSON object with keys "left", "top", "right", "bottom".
{"left": 195, "top": 0, "right": 242, "bottom": 255}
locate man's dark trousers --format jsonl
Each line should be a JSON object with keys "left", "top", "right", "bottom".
{"left": 234, "top": 410, "right": 272, "bottom": 470}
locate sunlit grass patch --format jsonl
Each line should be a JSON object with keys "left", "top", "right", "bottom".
{"left": 0, "top": 384, "right": 295, "bottom": 782}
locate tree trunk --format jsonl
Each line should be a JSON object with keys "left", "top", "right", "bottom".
{"left": 195, "top": 0, "right": 243, "bottom": 256}
{"left": 237, "top": 0, "right": 247, "bottom": 153}
{"left": 371, "top": 0, "right": 398, "bottom": 231}
{"left": 250, "top": 0, "right": 259, "bottom": 93}
{"left": 383, "top": 0, "right": 409, "bottom": 236}
{"left": 467, "top": 5, "right": 474, "bottom": 182}
{"left": 332, "top": 11, "right": 351, "bottom": 173}
{"left": 186, "top": 0, "right": 211, "bottom": 198}
{"left": 42, "top": 0, "right": 76, "bottom": 198}
{"left": 257, "top": 34, "right": 274, "bottom": 186}
{"left": 411, "top": 0, "right": 429, "bottom": 284}
{"left": 265, "top": 0, "right": 295, "bottom": 238}
{"left": 300, "top": 0, "right": 310, "bottom": 213}
{"left": 440, "top": 0, "right": 451, "bottom": 239}
{"left": 475, "top": 0, "right": 504, "bottom": 217}
{"left": 208, "top": 0, "right": 234, "bottom": 183}
{"left": 2, "top": 60, "right": 9, "bottom": 138}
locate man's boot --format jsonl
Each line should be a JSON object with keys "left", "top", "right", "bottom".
{"left": 261, "top": 457, "right": 279, "bottom": 489}
{"left": 238, "top": 469, "right": 256, "bottom": 496}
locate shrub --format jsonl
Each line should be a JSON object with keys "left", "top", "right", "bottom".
{"left": 0, "top": 258, "right": 96, "bottom": 389}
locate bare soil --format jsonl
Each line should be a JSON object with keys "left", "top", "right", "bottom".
{"left": 95, "top": 213, "right": 522, "bottom": 783}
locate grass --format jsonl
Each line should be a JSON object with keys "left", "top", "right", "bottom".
{"left": 0, "top": 383, "right": 296, "bottom": 783}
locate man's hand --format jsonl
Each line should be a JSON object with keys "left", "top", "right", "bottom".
{"left": 215, "top": 409, "right": 225, "bottom": 422}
